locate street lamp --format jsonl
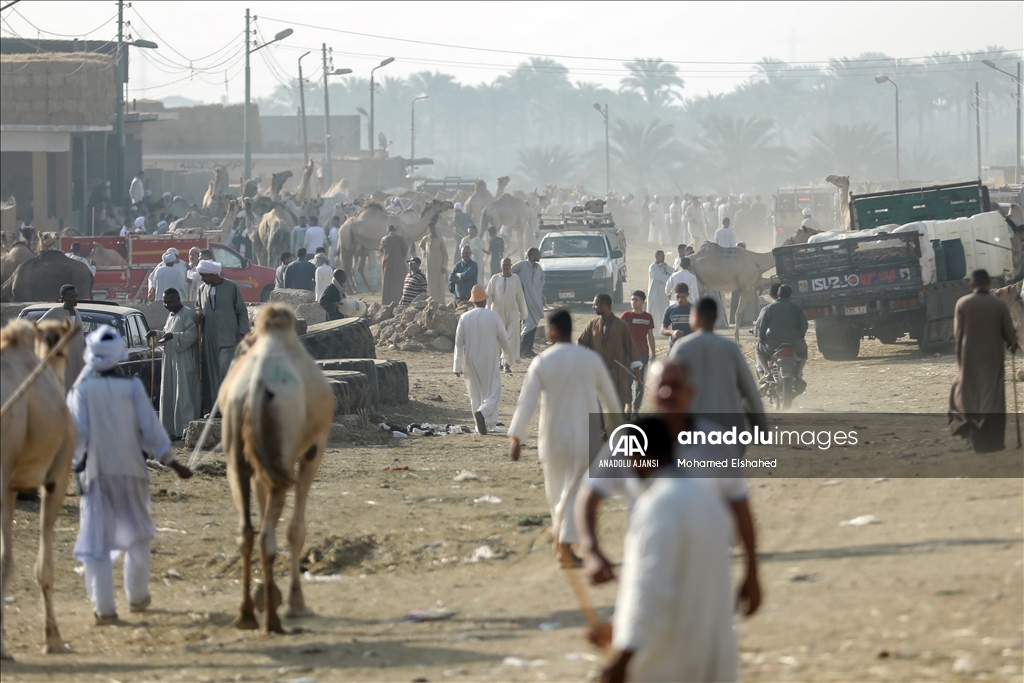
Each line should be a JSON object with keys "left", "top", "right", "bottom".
{"left": 115, "top": 0, "right": 159, "bottom": 216}
{"left": 243, "top": 10, "right": 292, "bottom": 183}
{"left": 356, "top": 106, "right": 369, "bottom": 150}
{"left": 982, "top": 59, "right": 1022, "bottom": 184}
{"left": 411, "top": 95, "right": 428, "bottom": 169}
{"left": 875, "top": 75, "right": 899, "bottom": 188}
{"left": 593, "top": 103, "right": 610, "bottom": 194}
{"left": 369, "top": 57, "right": 395, "bottom": 158}
{"left": 320, "top": 47, "right": 352, "bottom": 188}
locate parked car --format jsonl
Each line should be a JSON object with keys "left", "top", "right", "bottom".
{"left": 18, "top": 301, "right": 162, "bottom": 404}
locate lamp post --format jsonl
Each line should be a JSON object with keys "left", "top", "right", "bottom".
{"left": 369, "top": 57, "right": 395, "bottom": 158}
{"left": 243, "top": 12, "right": 292, "bottom": 183}
{"left": 982, "top": 59, "right": 1023, "bottom": 185}
{"left": 356, "top": 106, "right": 369, "bottom": 150}
{"left": 298, "top": 51, "right": 311, "bottom": 164}
{"left": 875, "top": 75, "right": 899, "bottom": 188}
{"left": 411, "top": 95, "right": 428, "bottom": 169}
{"left": 320, "top": 46, "right": 352, "bottom": 188}
{"left": 593, "top": 103, "right": 610, "bottom": 194}
{"left": 115, "top": 0, "right": 158, "bottom": 214}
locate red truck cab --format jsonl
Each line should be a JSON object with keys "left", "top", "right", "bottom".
{"left": 61, "top": 235, "right": 277, "bottom": 303}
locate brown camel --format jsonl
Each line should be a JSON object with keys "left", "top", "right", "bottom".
{"left": 464, "top": 176, "right": 509, "bottom": 228}
{"left": 219, "top": 304, "right": 334, "bottom": 633}
{"left": 266, "top": 171, "right": 294, "bottom": 201}
{"left": 251, "top": 201, "right": 297, "bottom": 268}
{"left": 337, "top": 199, "right": 453, "bottom": 286}
{"left": 480, "top": 194, "right": 535, "bottom": 258}
{"left": 1, "top": 318, "right": 78, "bottom": 660}
{"left": 292, "top": 161, "right": 317, "bottom": 204}
{"left": 826, "top": 174, "right": 851, "bottom": 230}
{"left": 242, "top": 178, "right": 262, "bottom": 199}
{"left": 782, "top": 225, "right": 822, "bottom": 246}
{"left": 688, "top": 242, "right": 777, "bottom": 340}
{"left": 1, "top": 251, "right": 94, "bottom": 302}
{"left": 203, "top": 167, "right": 230, "bottom": 210}
{"left": 1, "top": 242, "right": 35, "bottom": 283}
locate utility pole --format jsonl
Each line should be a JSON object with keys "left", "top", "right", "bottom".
{"left": 115, "top": 0, "right": 125, "bottom": 211}
{"left": 369, "top": 57, "right": 395, "bottom": 158}
{"left": 411, "top": 95, "right": 427, "bottom": 169}
{"left": 298, "top": 51, "right": 310, "bottom": 164}
{"left": 975, "top": 82, "right": 982, "bottom": 181}
{"left": 593, "top": 103, "right": 610, "bottom": 194}
{"left": 322, "top": 44, "right": 332, "bottom": 187}
{"left": 1018, "top": 61, "right": 1022, "bottom": 185}
{"left": 243, "top": 8, "right": 251, "bottom": 183}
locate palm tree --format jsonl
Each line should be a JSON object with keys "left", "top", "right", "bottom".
{"left": 695, "top": 114, "right": 794, "bottom": 191}
{"left": 582, "top": 119, "right": 681, "bottom": 194}
{"left": 516, "top": 146, "right": 578, "bottom": 187}
{"left": 620, "top": 58, "right": 684, "bottom": 113}
{"left": 806, "top": 122, "right": 892, "bottom": 178}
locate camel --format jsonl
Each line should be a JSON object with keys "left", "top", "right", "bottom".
{"left": 994, "top": 282, "right": 1023, "bottom": 379}
{"left": 162, "top": 197, "right": 199, "bottom": 221}
{"left": 826, "top": 175, "right": 851, "bottom": 230}
{"left": 481, "top": 194, "right": 535, "bottom": 258}
{"left": 1, "top": 250, "right": 94, "bottom": 302}
{"left": 1, "top": 318, "right": 78, "bottom": 660}
{"left": 323, "top": 178, "right": 354, "bottom": 201}
{"left": 337, "top": 199, "right": 453, "bottom": 290}
{"left": 38, "top": 232, "right": 60, "bottom": 252}
{"left": 217, "top": 199, "right": 242, "bottom": 244}
{"left": 203, "top": 167, "right": 230, "bottom": 210}
{"left": 688, "top": 242, "right": 777, "bottom": 341}
{"left": 782, "top": 225, "right": 822, "bottom": 246}
{"left": 87, "top": 244, "right": 126, "bottom": 267}
{"left": 172, "top": 211, "right": 215, "bottom": 233}
{"left": 464, "top": 176, "right": 509, "bottom": 228}
{"left": 242, "top": 178, "right": 262, "bottom": 199}
{"left": 250, "top": 200, "right": 296, "bottom": 268}
{"left": 266, "top": 171, "right": 294, "bottom": 202}
{"left": 292, "top": 161, "right": 317, "bottom": 205}
{"left": 1, "top": 242, "right": 35, "bottom": 283}
{"left": 219, "top": 304, "right": 334, "bottom": 634}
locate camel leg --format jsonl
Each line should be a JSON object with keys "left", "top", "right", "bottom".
{"left": 227, "top": 446, "right": 258, "bottom": 630}
{"left": 258, "top": 487, "right": 288, "bottom": 634}
{"left": 1, "top": 485, "right": 14, "bottom": 661}
{"left": 284, "top": 440, "right": 325, "bottom": 618}
{"left": 734, "top": 288, "right": 750, "bottom": 342}
{"left": 36, "top": 432, "right": 73, "bottom": 655}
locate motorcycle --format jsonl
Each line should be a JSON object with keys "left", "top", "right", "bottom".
{"left": 759, "top": 343, "right": 801, "bottom": 410}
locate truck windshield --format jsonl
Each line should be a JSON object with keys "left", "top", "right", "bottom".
{"left": 539, "top": 236, "right": 607, "bottom": 258}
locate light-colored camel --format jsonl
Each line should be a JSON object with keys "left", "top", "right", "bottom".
{"left": 292, "top": 161, "right": 317, "bottom": 205}
{"left": 1, "top": 318, "right": 78, "bottom": 660}
{"left": 481, "top": 194, "right": 535, "bottom": 258}
{"left": 219, "top": 304, "right": 334, "bottom": 634}
{"left": 38, "top": 233, "right": 60, "bottom": 252}
{"left": 994, "top": 282, "right": 1023, "bottom": 380}
{"left": 251, "top": 201, "right": 296, "bottom": 268}
{"left": 782, "top": 225, "right": 822, "bottom": 246}
{"left": 826, "top": 175, "right": 851, "bottom": 230}
{"left": 171, "top": 211, "right": 215, "bottom": 233}
{"left": 88, "top": 244, "right": 126, "bottom": 267}
{"left": 323, "top": 178, "right": 354, "bottom": 201}
{"left": 337, "top": 199, "right": 453, "bottom": 289}
{"left": 1, "top": 242, "right": 35, "bottom": 283}
{"left": 216, "top": 199, "right": 242, "bottom": 244}
{"left": 242, "top": 178, "right": 262, "bottom": 199}
{"left": 163, "top": 197, "right": 199, "bottom": 220}
{"left": 464, "top": 177, "right": 509, "bottom": 228}
{"left": 689, "top": 242, "right": 777, "bottom": 340}
{"left": 203, "top": 167, "right": 230, "bottom": 210}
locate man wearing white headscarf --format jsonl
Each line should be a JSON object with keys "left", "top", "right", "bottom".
{"left": 196, "top": 261, "right": 250, "bottom": 414}
{"left": 313, "top": 252, "right": 333, "bottom": 300}
{"left": 148, "top": 250, "right": 188, "bottom": 301}
{"left": 67, "top": 326, "right": 193, "bottom": 623}
{"left": 133, "top": 215, "right": 147, "bottom": 233}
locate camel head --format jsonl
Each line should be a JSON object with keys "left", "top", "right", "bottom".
{"left": 255, "top": 302, "right": 298, "bottom": 334}
{"left": 34, "top": 318, "right": 74, "bottom": 369}
{"left": 421, "top": 199, "right": 454, "bottom": 218}
{"left": 473, "top": 180, "right": 487, "bottom": 193}
{"left": 825, "top": 175, "right": 850, "bottom": 190}
{"left": 271, "top": 170, "right": 293, "bottom": 196}
{"left": 243, "top": 178, "right": 262, "bottom": 199}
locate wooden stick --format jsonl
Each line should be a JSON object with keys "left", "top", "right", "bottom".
{"left": 614, "top": 359, "right": 643, "bottom": 388}
{"left": 0, "top": 325, "right": 80, "bottom": 419}
{"left": 1013, "top": 351, "right": 1021, "bottom": 449}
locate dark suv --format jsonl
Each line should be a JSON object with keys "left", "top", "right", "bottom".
{"left": 18, "top": 302, "right": 162, "bottom": 404}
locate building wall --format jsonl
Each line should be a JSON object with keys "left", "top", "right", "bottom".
{"left": 0, "top": 53, "right": 114, "bottom": 127}
{"left": 141, "top": 103, "right": 260, "bottom": 154}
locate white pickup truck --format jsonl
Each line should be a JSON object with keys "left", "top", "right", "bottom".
{"left": 537, "top": 211, "right": 627, "bottom": 304}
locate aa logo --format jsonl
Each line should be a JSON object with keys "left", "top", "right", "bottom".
{"left": 609, "top": 423, "right": 648, "bottom": 458}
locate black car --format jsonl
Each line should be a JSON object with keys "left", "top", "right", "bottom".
{"left": 18, "top": 302, "right": 163, "bottom": 405}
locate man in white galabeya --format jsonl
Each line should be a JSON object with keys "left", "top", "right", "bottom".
{"left": 453, "top": 285, "right": 515, "bottom": 435}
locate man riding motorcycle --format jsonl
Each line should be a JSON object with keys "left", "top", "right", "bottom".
{"left": 755, "top": 284, "right": 808, "bottom": 392}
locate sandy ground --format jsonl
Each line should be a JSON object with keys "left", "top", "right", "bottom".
{"left": 3, "top": 245, "right": 1022, "bottom": 682}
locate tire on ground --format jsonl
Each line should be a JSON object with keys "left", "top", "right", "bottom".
{"left": 322, "top": 370, "right": 374, "bottom": 415}
{"left": 815, "top": 319, "right": 861, "bottom": 361}
{"left": 374, "top": 359, "right": 409, "bottom": 405}
{"left": 317, "top": 358, "right": 380, "bottom": 407}
{"left": 300, "top": 318, "right": 376, "bottom": 360}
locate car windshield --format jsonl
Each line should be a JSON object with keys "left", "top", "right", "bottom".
{"left": 19, "top": 308, "right": 125, "bottom": 339}
{"left": 539, "top": 236, "right": 607, "bottom": 258}
{"left": 212, "top": 245, "right": 243, "bottom": 268}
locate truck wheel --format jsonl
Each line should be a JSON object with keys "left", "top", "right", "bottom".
{"left": 815, "top": 320, "right": 861, "bottom": 361}
{"left": 613, "top": 280, "right": 624, "bottom": 305}
{"left": 260, "top": 285, "right": 274, "bottom": 302}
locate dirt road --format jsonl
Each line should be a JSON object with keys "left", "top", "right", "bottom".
{"left": 3, "top": 246, "right": 1021, "bottom": 682}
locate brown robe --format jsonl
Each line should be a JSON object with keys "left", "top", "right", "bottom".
{"left": 947, "top": 290, "right": 1018, "bottom": 452}
{"left": 380, "top": 232, "right": 408, "bottom": 305}
{"left": 578, "top": 314, "right": 640, "bottom": 409}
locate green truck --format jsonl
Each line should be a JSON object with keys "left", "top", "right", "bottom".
{"left": 772, "top": 181, "right": 993, "bottom": 360}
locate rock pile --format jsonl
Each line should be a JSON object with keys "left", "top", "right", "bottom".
{"left": 368, "top": 294, "right": 461, "bottom": 352}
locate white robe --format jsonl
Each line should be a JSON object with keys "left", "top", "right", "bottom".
{"left": 647, "top": 202, "right": 666, "bottom": 243}
{"left": 508, "top": 343, "right": 621, "bottom": 545}
{"left": 149, "top": 263, "right": 188, "bottom": 301}
{"left": 666, "top": 268, "right": 700, "bottom": 301}
{"left": 647, "top": 262, "right": 673, "bottom": 335}
{"left": 453, "top": 307, "right": 514, "bottom": 429}
{"left": 314, "top": 264, "right": 334, "bottom": 300}
{"left": 160, "top": 306, "right": 200, "bottom": 438}
{"left": 486, "top": 272, "right": 528, "bottom": 365}
{"left": 613, "top": 476, "right": 737, "bottom": 683}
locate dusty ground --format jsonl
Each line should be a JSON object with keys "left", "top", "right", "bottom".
{"left": 3, "top": 245, "right": 1022, "bottom": 683}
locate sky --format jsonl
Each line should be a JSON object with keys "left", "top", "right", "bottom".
{"left": 2, "top": 0, "right": 1021, "bottom": 104}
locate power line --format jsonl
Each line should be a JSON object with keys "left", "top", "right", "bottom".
{"left": 9, "top": 5, "right": 117, "bottom": 38}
